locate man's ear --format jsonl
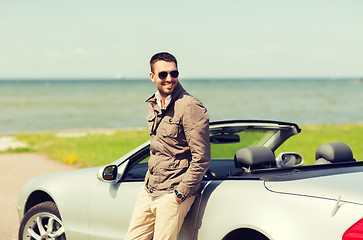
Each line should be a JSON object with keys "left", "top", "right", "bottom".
{"left": 149, "top": 72, "right": 156, "bottom": 83}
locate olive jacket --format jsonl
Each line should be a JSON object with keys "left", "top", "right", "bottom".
{"left": 145, "top": 83, "right": 211, "bottom": 198}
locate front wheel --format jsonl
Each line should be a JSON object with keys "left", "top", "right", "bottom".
{"left": 19, "top": 201, "right": 66, "bottom": 240}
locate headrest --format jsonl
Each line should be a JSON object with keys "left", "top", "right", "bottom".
{"left": 315, "top": 142, "right": 355, "bottom": 163}
{"left": 234, "top": 146, "right": 276, "bottom": 170}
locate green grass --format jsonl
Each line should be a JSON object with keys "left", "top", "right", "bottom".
{"left": 13, "top": 129, "right": 149, "bottom": 167}
{"left": 276, "top": 124, "right": 363, "bottom": 165}
{"left": 1, "top": 124, "right": 362, "bottom": 167}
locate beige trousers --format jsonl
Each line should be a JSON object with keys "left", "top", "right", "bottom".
{"left": 125, "top": 188, "right": 196, "bottom": 240}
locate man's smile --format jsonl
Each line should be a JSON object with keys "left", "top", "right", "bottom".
{"left": 163, "top": 82, "right": 175, "bottom": 88}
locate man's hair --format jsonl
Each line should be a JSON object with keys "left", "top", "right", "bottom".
{"left": 150, "top": 52, "right": 178, "bottom": 73}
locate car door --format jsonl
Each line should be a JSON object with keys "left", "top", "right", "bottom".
{"left": 87, "top": 160, "right": 213, "bottom": 240}
{"left": 87, "top": 162, "right": 144, "bottom": 240}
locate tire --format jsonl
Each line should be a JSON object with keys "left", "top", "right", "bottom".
{"left": 19, "top": 201, "right": 66, "bottom": 240}
{"left": 223, "top": 228, "right": 269, "bottom": 240}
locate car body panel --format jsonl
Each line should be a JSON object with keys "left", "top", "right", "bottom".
{"left": 265, "top": 171, "right": 363, "bottom": 205}
{"left": 194, "top": 180, "right": 363, "bottom": 240}
{"left": 87, "top": 180, "right": 143, "bottom": 240}
{"left": 18, "top": 167, "right": 101, "bottom": 239}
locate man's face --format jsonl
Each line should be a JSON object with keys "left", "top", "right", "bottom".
{"left": 150, "top": 60, "right": 178, "bottom": 98}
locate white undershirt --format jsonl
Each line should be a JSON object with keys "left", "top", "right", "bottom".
{"left": 155, "top": 91, "right": 171, "bottom": 109}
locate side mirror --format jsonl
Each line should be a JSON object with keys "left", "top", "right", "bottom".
{"left": 276, "top": 152, "right": 304, "bottom": 167}
{"left": 97, "top": 165, "right": 121, "bottom": 183}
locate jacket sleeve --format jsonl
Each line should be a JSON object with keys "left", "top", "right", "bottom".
{"left": 176, "top": 100, "right": 211, "bottom": 197}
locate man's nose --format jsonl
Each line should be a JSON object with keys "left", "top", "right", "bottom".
{"left": 165, "top": 73, "right": 172, "bottom": 81}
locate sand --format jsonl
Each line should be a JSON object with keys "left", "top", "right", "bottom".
{"left": 0, "top": 153, "right": 79, "bottom": 240}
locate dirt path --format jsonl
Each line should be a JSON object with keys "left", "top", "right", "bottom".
{"left": 0, "top": 153, "right": 79, "bottom": 240}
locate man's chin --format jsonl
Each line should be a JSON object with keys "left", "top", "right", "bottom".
{"left": 161, "top": 88, "right": 175, "bottom": 95}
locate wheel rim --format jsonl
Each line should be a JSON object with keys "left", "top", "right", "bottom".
{"left": 22, "top": 212, "right": 65, "bottom": 240}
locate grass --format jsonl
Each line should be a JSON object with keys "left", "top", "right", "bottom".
{"left": 1, "top": 124, "right": 362, "bottom": 167}
{"left": 276, "top": 124, "right": 363, "bottom": 165}
{"left": 13, "top": 129, "right": 149, "bottom": 167}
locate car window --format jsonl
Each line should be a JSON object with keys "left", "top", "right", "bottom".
{"left": 124, "top": 162, "right": 148, "bottom": 180}
{"left": 211, "top": 129, "right": 277, "bottom": 159}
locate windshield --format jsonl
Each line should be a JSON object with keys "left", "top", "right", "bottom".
{"left": 211, "top": 129, "right": 277, "bottom": 159}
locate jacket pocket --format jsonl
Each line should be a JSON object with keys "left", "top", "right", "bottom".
{"left": 161, "top": 162, "right": 189, "bottom": 182}
{"left": 161, "top": 117, "right": 180, "bottom": 138}
{"left": 146, "top": 114, "right": 156, "bottom": 135}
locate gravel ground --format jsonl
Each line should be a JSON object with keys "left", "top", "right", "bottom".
{"left": 0, "top": 153, "right": 79, "bottom": 240}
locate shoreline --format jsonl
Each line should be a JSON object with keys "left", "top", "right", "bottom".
{"left": 0, "top": 127, "right": 147, "bottom": 136}
{"left": 1, "top": 122, "right": 362, "bottom": 136}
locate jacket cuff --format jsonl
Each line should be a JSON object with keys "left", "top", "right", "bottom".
{"left": 176, "top": 183, "right": 191, "bottom": 198}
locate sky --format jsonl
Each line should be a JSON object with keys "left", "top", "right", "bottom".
{"left": 1, "top": 0, "right": 362, "bottom": 79}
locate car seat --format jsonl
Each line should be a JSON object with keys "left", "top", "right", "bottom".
{"left": 314, "top": 142, "right": 355, "bottom": 165}
{"left": 234, "top": 146, "right": 276, "bottom": 170}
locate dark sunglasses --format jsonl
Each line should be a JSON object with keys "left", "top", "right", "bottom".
{"left": 157, "top": 70, "right": 179, "bottom": 79}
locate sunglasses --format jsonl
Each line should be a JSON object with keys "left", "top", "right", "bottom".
{"left": 157, "top": 70, "right": 179, "bottom": 79}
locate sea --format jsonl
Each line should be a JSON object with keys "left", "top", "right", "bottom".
{"left": 0, "top": 78, "right": 362, "bottom": 133}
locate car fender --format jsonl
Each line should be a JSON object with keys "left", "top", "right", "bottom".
{"left": 18, "top": 167, "right": 101, "bottom": 239}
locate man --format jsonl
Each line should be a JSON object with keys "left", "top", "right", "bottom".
{"left": 125, "top": 52, "right": 211, "bottom": 240}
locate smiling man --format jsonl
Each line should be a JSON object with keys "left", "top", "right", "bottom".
{"left": 125, "top": 52, "right": 211, "bottom": 240}
{"left": 150, "top": 59, "right": 179, "bottom": 107}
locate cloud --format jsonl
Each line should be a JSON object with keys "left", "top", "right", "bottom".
{"left": 41, "top": 48, "right": 96, "bottom": 58}
{"left": 262, "top": 46, "right": 287, "bottom": 53}
{"left": 226, "top": 45, "right": 287, "bottom": 58}
{"left": 71, "top": 48, "right": 98, "bottom": 57}
{"left": 71, "top": 48, "right": 88, "bottom": 56}
{"left": 226, "top": 49, "right": 256, "bottom": 57}
{"left": 42, "top": 50, "right": 65, "bottom": 57}
{"left": 0, "top": 54, "right": 8, "bottom": 61}
{"left": 311, "top": 48, "right": 338, "bottom": 59}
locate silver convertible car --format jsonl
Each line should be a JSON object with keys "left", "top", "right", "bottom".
{"left": 18, "top": 120, "right": 363, "bottom": 240}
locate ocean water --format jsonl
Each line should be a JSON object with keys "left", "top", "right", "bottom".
{"left": 0, "top": 78, "right": 362, "bottom": 133}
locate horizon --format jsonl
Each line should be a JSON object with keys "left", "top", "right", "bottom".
{"left": 0, "top": 76, "right": 361, "bottom": 81}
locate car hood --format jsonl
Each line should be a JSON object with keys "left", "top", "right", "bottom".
{"left": 264, "top": 171, "right": 363, "bottom": 205}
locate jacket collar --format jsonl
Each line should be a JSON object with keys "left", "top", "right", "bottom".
{"left": 146, "top": 82, "right": 185, "bottom": 115}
